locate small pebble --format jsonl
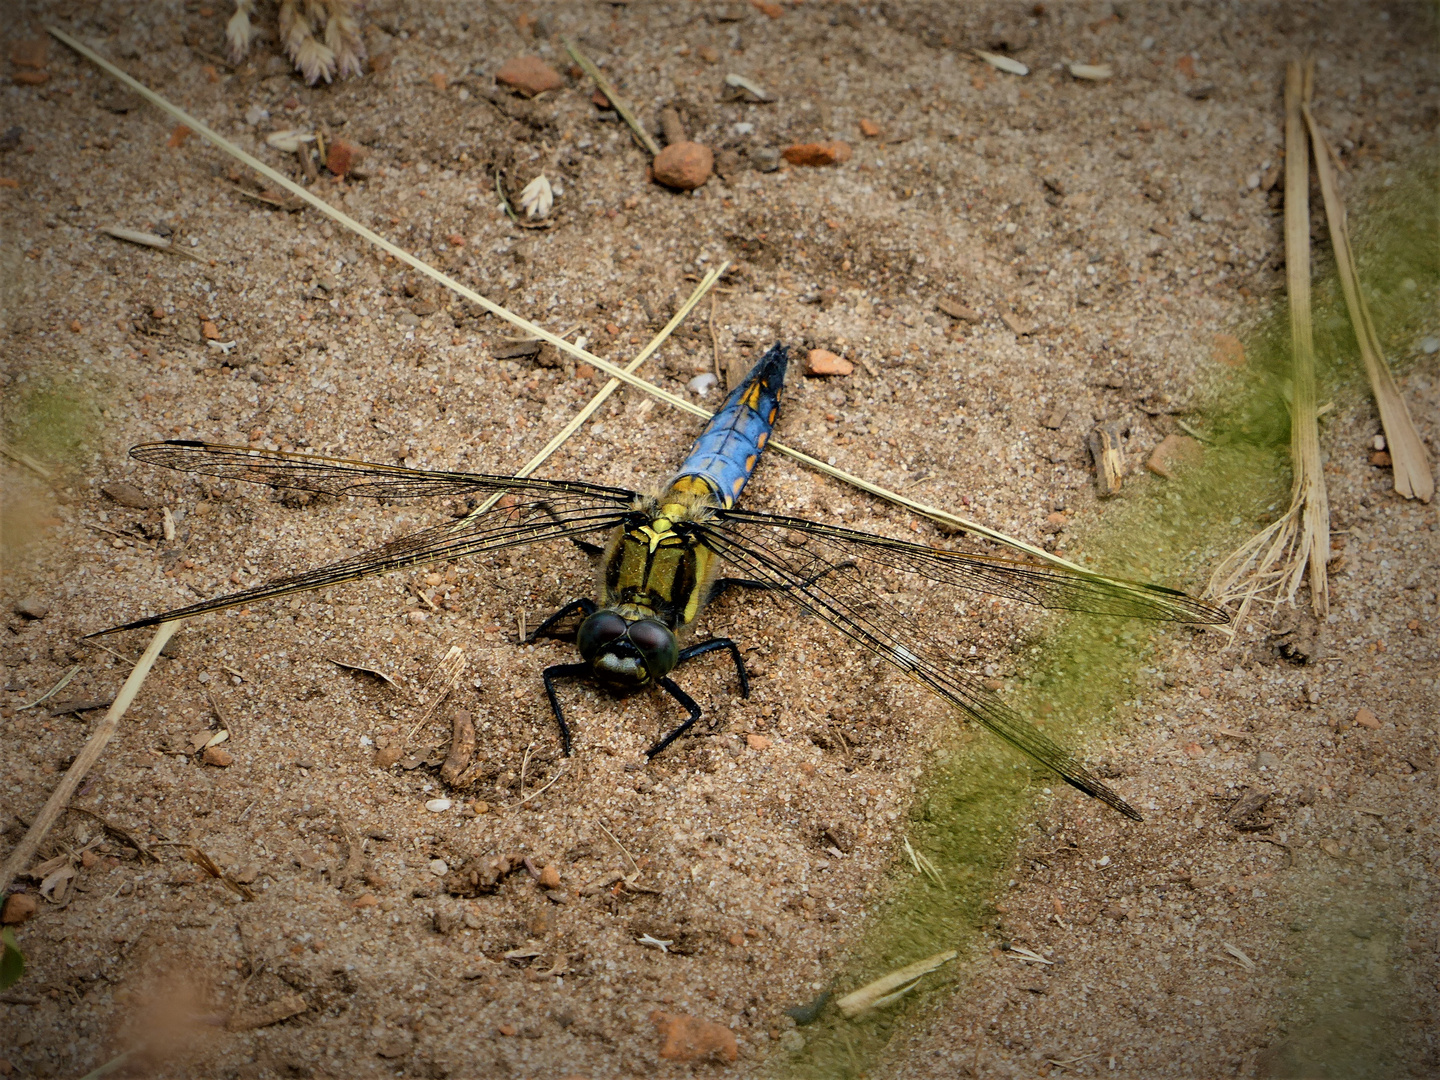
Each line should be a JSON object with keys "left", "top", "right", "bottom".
{"left": 326, "top": 138, "right": 358, "bottom": 177}
{"left": 374, "top": 747, "right": 403, "bottom": 768}
{"left": 1354, "top": 707, "right": 1381, "bottom": 730}
{"left": 2, "top": 892, "right": 38, "bottom": 925}
{"left": 538, "top": 863, "right": 561, "bottom": 889}
{"left": 101, "top": 481, "right": 156, "bottom": 509}
{"left": 782, "top": 141, "right": 852, "bottom": 167}
{"left": 688, "top": 372, "right": 717, "bottom": 395}
{"left": 652, "top": 141, "right": 713, "bottom": 190}
{"left": 428, "top": 859, "right": 449, "bottom": 876}
{"left": 13, "top": 596, "right": 48, "bottom": 620}
{"left": 1420, "top": 336, "right": 1439, "bottom": 355}
{"left": 804, "top": 349, "right": 853, "bottom": 377}
{"left": 752, "top": 146, "right": 781, "bottom": 172}
{"left": 494, "top": 56, "right": 563, "bottom": 97}
{"left": 1146, "top": 434, "right": 1203, "bottom": 479}
{"left": 732, "top": 121, "right": 754, "bottom": 136}
{"left": 425, "top": 798, "right": 453, "bottom": 813}
{"left": 746, "top": 733, "right": 773, "bottom": 750}
{"left": 1372, "top": 435, "right": 1386, "bottom": 451}
{"left": 202, "top": 746, "right": 233, "bottom": 768}
{"left": 351, "top": 893, "right": 379, "bottom": 908}
{"left": 858, "top": 118, "right": 881, "bottom": 137}
{"left": 650, "top": 1011, "right": 738, "bottom": 1064}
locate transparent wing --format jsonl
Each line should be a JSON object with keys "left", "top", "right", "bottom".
{"left": 697, "top": 509, "right": 1227, "bottom": 819}
{"left": 716, "top": 506, "right": 1229, "bottom": 624}
{"left": 93, "top": 441, "right": 636, "bottom": 635}
{"left": 128, "top": 440, "right": 638, "bottom": 502}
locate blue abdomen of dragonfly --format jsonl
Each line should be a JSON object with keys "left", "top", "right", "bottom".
{"left": 666, "top": 342, "right": 788, "bottom": 509}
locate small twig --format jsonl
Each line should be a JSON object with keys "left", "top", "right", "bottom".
{"left": 0, "top": 439, "right": 54, "bottom": 481}
{"left": 500, "top": 767, "right": 565, "bottom": 810}
{"left": 402, "top": 646, "right": 466, "bottom": 748}
{"left": 902, "top": 836, "right": 944, "bottom": 888}
{"left": 518, "top": 743, "right": 532, "bottom": 798}
{"left": 710, "top": 292, "right": 721, "bottom": 381}
{"left": 207, "top": 688, "right": 239, "bottom": 740}
{"left": 596, "top": 820, "right": 641, "bottom": 877}
{"left": 564, "top": 38, "right": 660, "bottom": 156}
{"left": 17, "top": 666, "right": 80, "bottom": 711}
{"left": 0, "top": 622, "right": 179, "bottom": 896}
{"left": 64, "top": 806, "right": 158, "bottom": 862}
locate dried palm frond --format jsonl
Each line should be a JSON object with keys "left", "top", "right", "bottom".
{"left": 1302, "top": 88, "right": 1434, "bottom": 503}
{"left": 1209, "top": 60, "right": 1331, "bottom": 622}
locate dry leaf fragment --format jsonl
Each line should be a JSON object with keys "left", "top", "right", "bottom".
{"left": 102, "top": 226, "right": 173, "bottom": 251}
{"left": 1069, "top": 63, "right": 1113, "bottom": 81}
{"left": 1222, "top": 941, "right": 1257, "bottom": 971}
{"left": 227, "top": 992, "right": 308, "bottom": 1031}
{"left": 39, "top": 864, "right": 76, "bottom": 902}
{"left": 837, "top": 950, "right": 957, "bottom": 1018}
{"left": 723, "top": 72, "right": 774, "bottom": 101}
{"left": 518, "top": 174, "right": 553, "bottom": 219}
{"left": 974, "top": 50, "right": 1029, "bottom": 76}
{"left": 265, "top": 129, "right": 315, "bottom": 153}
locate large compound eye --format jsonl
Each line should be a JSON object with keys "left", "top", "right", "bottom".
{"left": 627, "top": 619, "right": 679, "bottom": 675}
{"left": 577, "top": 611, "right": 628, "bottom": 660}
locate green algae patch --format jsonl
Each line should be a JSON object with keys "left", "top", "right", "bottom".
{"left": 772, "top": 156, "right": 1436, "bottom": 1080}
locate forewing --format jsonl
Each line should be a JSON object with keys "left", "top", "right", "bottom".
{"left": 128, "top": 440, "right": 638, "bottom": 502}
{"left": 95, "top": 449, "right": 635, "bottom": 634}
{"left": 716, "top": 506, "right": 1228, "bottom": 624}
{"left": 696, "top": 514, "right": 1148, "bottom": 819}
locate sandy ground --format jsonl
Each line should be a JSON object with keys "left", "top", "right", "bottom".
{"left": 2, "top": 2, "right": 1436, "bottom": 1078}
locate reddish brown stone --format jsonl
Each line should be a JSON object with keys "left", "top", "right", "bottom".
{"left": 804, "top": 348, "right": 853, "bottom": 376}
{"left": 202, "top": 745, "right": 233, "bottom": 767}
{"left": 2, "top": 892, "right": 37, "bottom": 924}
{"left": 651, "top": 1010, "right": 738, "bottom": 1063}
{"left": 495, "top": 56, "right": 564, "bottom": 97}
{"left": 652, "top": 141, "right": 713, "bottom": 190}
{"left": 12, "top": 69, "right": 48, "bottom": 86}
{"left": 1145, "top": 434, "right": 1203, "bottom": 479}
{"left": 783, "top": 141, "right": 853, "bottom": 167}
{"left": 858, "top": 118, "right": 882, "bottom": 137}
{"left": 1369, "top": 449, "right": 1393, "bottom": 468}
{"left": 327, "top": 138, "right": 360, "bottom": 177}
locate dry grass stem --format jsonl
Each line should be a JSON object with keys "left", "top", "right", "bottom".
{"left": 0, "top": 620, "right": 179, "bottom": 896}
{"left": 0, "top": 438, "right": 55, "bottom": 480}
{"left": 1209, "top": 60, "right": 1330, "bottom": 621}
{"left": 402, "top": 646, "right": 466, "bottom": 747}
{"left": 563, "top": 39, "right": 660, "bottom": 156}
{"left": 1302, "top": 89, "right": 1433, "bottom": 503}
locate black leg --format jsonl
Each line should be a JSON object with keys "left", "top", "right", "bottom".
{"left": 532, "top": 499, "right": 606, "bottom": 557}
{"left": 707, "top": 576, "right": 775, "bottom": 601}
{"left": 541, "top": 662, "right": 590, "bottom": 754}
{"left": 677, "top": 637, "right": 750, "bottom": 699}
{"left": 646, "top": 677, "right": 704, "bottom": 758}
{"left": 708, "top": 561, "right": 857, "bottom": 605}
{"left": 527, "top": 597, "right": 597, "bottom": 644}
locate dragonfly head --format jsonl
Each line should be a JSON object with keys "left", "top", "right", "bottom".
{"left": 576, "top": 609, "right": 679, "bottom": 690}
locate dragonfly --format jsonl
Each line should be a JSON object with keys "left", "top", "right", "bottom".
{"left": 93, "top": 343, "right": 1228, "bottom": 819}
